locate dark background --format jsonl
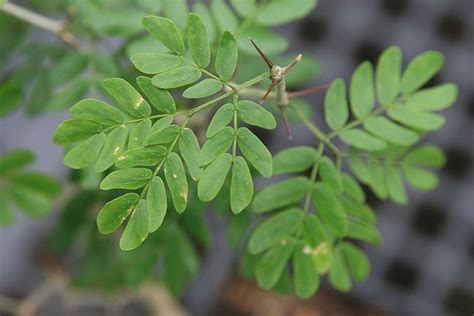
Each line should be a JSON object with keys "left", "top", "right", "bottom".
{"left": 0, "top": 0, "right": 473, "bottom": 315}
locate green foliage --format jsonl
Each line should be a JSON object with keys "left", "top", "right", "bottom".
{"left": 0, "top": 149, "right": 61, "bottom": 224}
{"left": 0, "top": 0, "right": 453, "bottom": 300}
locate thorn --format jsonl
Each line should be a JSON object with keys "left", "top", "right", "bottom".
{"left": 260, "top": 79, "right": 280, "bottom": 104}
{"left": 280, "top": 106, "right": 292, "bottom": 139}
{"left": 282, "top": 53, "right": 303, "bottom": 74}
{"left": 250, "top": 38, "right": 274, "bottom": 69}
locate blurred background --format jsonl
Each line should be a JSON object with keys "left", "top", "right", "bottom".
{"left": 0, "top": 0, "right": 473, "bottom": 315}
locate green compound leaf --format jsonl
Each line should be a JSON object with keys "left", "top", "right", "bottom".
{"left": 376, "top": 46, "right": 402, "bottom": 106}
{"left": 385, "top": 160, "right": 407, "bottom": 204}
{"left": 272, "top": 146, "right": 318, "bottom": 175}
{"left": 103, "top": 78, "right": 151, "bottom": 118}
{"left": 131, "top": 53, "right": 181, "bottom": 74}
{"left": 142, "top": 16, "right": 185, "bottom": 55}
{"left": 64, "top": 133, "right": 106, "bottom": 169}
{"left": 193, "top": 2, "right": 216, "bottom": 43}
{"left": 248, "top": 208, "right": 303, "bottom": 254}
{"left": 152, "top": 66, "right": 202, "bottom": 89}
{"left": 347, "top": 220, "right": 382, "bottom": 245}
{"left": 293, "top": 244, "right": 320, "bottom": 298}
{"left": 97, "top": 193, "right": 139, "bottom": 234}
{"left": 70, "top": 99, "right": 124, "bottom": 126}
{"left": 53, "top": 119, "right": 102, "bottom": 145}
{"left": 403, "top": 144, "right": 445, "bottom": 168}
{"left": 401, "top": 51, "right": 444, "bottom": 94}
{"left": 237, "top": 100, "right": 276, "bottom": 130}
{"left": 230, "top": 0, "right": 255, "bottom": 16}
{"left": 0, "top": 149, "right": 35, "bottom": 176}
{"left": 211, "top": 0, "right": 238, "bottom": 32}
{"left": 339, "top": 129, "right": 387, "bottom": 151}
{"left": 348, "top": 150, "right": 371, "bottom": 183}
{"left": 404, "top": 83, "right": 458, "bottom": 111}
{"left": 341, "top": 242, "right": 370, "bottom": 282}
{"left": 128, "top": 119, "right": 151, "bottom": 149}
{"left": 148, "top": 125, "right": 181, "bottom": 145}
{"left": 11, "top": 172, "right": 61, "bottom": 198}
{"left": 162, "top": 0, "right": 188, "bottom": 29}
{"left": 95, "top": 126, "right": 128, "bottom": 172}
{"left": 147, "top": 176, "right": 167, "bottom": 232}
{"left": 215, "top": 31, "right": 238, "bottom": 81}
{"left": 164, "top": 152, "right": 188, "bottom": 213}
{"left": 303, "top": 214, "right": 329, "bottom": 248}
{"left": 230, "top": 156, "right": 253, "bottom": 214}
{"left": 188, "top": 13, "right": 210, "bottom": 68}
{"left": 100, "top": 168, "right": 152, "bottom": 190}
{"left": 120, "top": 199, "right": 149, "bottom": 251}
{"left": 311, "top": 182, "right": 348, "bottom": 236}
{"left": 199, "top": 127, "right": 233, "bottom": 166}
{"left": 329, "top": 245, "right": 352, "bottom": 292}
{"left": 236, "top": 127, "right": 272, "bottom": 178}
{"left": 46, "top": 80, "right": 88, "bottom": 112}
{"left": 402, "top": 165, "right": 439, "bottom": 191}
{"left": 183, "top": 79, "right": 222, "bottom": 99}
{"left": 256, "top": 242, "right": 295, "bottom": 290}
{"left": 364, "top": 117, "right": 419, "bottom": 146}
{"left": 198, "top": 153, "right": 232, "bottom": 201}
{"left": 0, "top": 80, "right": 22, "bottom": 117}
{"left": 206, "top": 103, "right": 234, "bottom": 138}
{"left": 256, "top": 0, "right": 317, "bottom": 26}
{"left": 116, "top": 146, "right": 167, "bottom": 169}
{"left": 324, "top": 79, "right": 348, "bottom": 131}
{"left": 341, "top": 196, "right": 376, "bottom": 225}
{"left": 319, "top": 157, "right": 343, "bottom": 194}
{"left": 49, "top": 53, "right": 88, "bottom": 86}
{"left": 137, "top": 76, "right": 176, "bottom": 114}
{"left": 9, "top": 186, "right": 52, "bottom": 218}
{"left": 253, "top": 177, "right": 310, "bottom": 213}
{"left": 388, "top": 107, "right": 445, "bottom": 131}
{"left": 238, "top": 25, "right": 288, "bottom": 56}
{"left": 179, "top": 128, "right": 203, "bottom": 181}
{"left": 367, "top": 157, "right": 388, "bottom": 199}
{"left": 350, "top": 61, "right": 374, "bottom": 118}
{"left": 342, "top": 174, "right": 365, "bottom": 204}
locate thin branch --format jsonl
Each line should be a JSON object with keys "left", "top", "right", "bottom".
{"left": 288, "top": 84, "right": 330, "bottom": 98}
{"left": 0, "top": 2, "right": 81, "bottom": 48}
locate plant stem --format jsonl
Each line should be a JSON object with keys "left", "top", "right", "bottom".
{"left": 232, "top": 94, "right": 239, "bottom": 159}
{"left": 0, "top": 2, "right": 81, "bottom": 48}
{"left": 291, "top": 103, "right": 342, "bottom": 158}
{"left": 302, "top": 143, "right": 325, "bottom": 214}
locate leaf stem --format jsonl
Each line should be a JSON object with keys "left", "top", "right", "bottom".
{"left": 327, "top": 99, "right": 404, "bottom": 139}
{"left": 0, "top": 2, "right": 81, "bottom": 48}
{"left": 291, "top": 103, "right": 342, "bottom": 158}
{"left": 302, "top": 143, "right": 324, "bottom": 214}
{"left": 232, "top": 94, "right": 239, "bottom": 159}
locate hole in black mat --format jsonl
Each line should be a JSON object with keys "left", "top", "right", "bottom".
{"left": 380, "top": 0, "right": 410, "bottom": 17}
{"left": 411, "top": 202, "right": 447, "bottom": 238}
{"left": 297, "top": 16, "right": 328, "bottom": 44}
{"left": 352, "top": 41, "right": 383, "bottom": 65}
{"left": 443, "top": 287, "right": 474, "bottom": 315}
{"left": 384, "top": 259, "right": 420, "bottom": 291}
{"left": 436, "top": 14, "right": 467, "bottom": 42}
{"left": 443, "top": 147, "right": 472, "bottom": 179}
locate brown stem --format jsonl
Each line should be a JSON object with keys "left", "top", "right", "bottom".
{"left": 288, "top": 84, "right": 330, "bottom": 98}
